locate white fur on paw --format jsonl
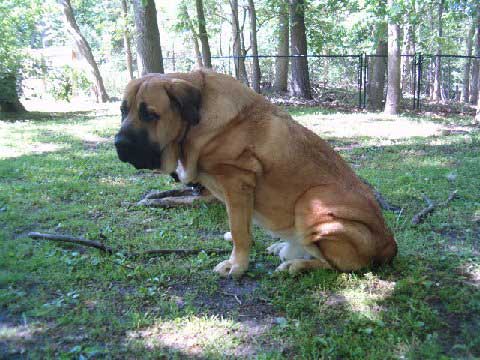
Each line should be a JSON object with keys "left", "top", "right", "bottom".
{"left": 213, "top": 259, "right": 247, "bottom": 278}
{"left": 223, "top": 231, "right": 232, "bottom": 241}
{"left": 267, "top": 242, "right": 287, "bottom": 256}
{"left": 275, "top": 260, "right": 304, "bottom": 275}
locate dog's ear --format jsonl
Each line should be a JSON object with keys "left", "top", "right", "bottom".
{"left": 166, "top": 80, "right": 202, "bottom": 126}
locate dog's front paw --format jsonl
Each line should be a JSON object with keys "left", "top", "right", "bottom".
{"left": 213, "top": 259, "right": 248, "bottom": 278}
{"left": 267, "top": 242, "right": 287, "bottom": 256}
{"left": 275, "top": 260, "right": 305, "bottom": 275}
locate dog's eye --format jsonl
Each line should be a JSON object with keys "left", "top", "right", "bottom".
{"left": 138, "top": 102, "right": 160, "bottom": 122}
{"left": 120, "top": 100, "right": 128, "bottom": 122}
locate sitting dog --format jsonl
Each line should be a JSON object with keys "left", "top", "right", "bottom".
{"left": 114, "top": 70, "right": 397, "bottom": 277}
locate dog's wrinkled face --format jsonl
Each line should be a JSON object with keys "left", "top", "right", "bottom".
{"left": 114, "top": 76, "right": 201, "bottom": 173}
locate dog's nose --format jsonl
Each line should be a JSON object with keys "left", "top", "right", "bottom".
{"left": 114, "top": 133, "right": 131, "bottom": 149}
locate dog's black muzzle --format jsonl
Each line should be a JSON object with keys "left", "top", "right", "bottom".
{"left": 114, "top": 128, "right": 162, "bottom": 170}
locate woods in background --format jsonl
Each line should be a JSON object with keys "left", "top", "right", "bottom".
{"left": 1, "top": 0, "right": 480, "bottom": 117}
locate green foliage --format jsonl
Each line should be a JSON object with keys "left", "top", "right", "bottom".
{"left": 0, "top": 0, "right": 42, "bottom": 73}
{"left": 46, "top": 65, "right": 91, "bottom": 101}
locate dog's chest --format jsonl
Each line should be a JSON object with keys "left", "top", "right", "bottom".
{"left": 197, "top": 173, "right": 225, "bottom": 202}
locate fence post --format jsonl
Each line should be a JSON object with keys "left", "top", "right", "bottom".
{"left": 412, "top": 53, "right": 417, "bottom": 110}
{"left": 416, "top": 53, "right": 422, "bottom": 110}
{"left": 363, "top": 53, "right": 367, "bottom": 108}
{"left": 358, "top": 54, "right": 363, "bottom": 109}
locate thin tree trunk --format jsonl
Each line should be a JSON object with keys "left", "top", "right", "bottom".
{"left": 470, "top": 10, "right": 480, "bottom": 104}
{"left": 273, "top": 1, "right": 289, "bottom": 92}
{"left": 369, "top": 22, "right": 387, "bottom": 110}
{"left": 462, "top": 23, "right": 475, "bottom": 103}
{"left": 432, "top": 0, "right": 443, "bottom": 102}
{"left": 132, "top": 0, "right": 164, "bottom": 75}
{"left": 402, "top": 0, "right": 416, "bottom": 94}
{"left": 181, "top": 3, "right": 203, "bottom": 68}
{"left": 121, "top": 0, "right": 134, "bottom": 80}
{"left": 289, "top": 0, "right": 312, "bottom": 99}
{"left": 59, "top": 0, "right": 109, "bottom": 102}
{"left": 476, "top": 90, "right": 480, "bottom": 122}
{"left": 247, "top": 0, "right": 261, "bottom": 93}
{"left": 384, "top": 0, "right": 401, "bottom": 115}
{"left": 195, "top": 0, "right": 212, "bottom": 68}
{"left": 230, "top": 0, "right": 249, "bottom": 85}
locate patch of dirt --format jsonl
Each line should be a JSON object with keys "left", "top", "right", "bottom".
{"left": 169, "top": 277, "right": 277, "bottom": 322}
{"left": 160, "top": 276, "right": 282, "bottom": 357}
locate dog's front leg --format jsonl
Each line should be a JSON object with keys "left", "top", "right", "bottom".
{"left": 211, "top": 166, "right": 255, "bottom": 278}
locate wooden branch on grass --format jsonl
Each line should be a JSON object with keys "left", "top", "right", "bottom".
{"left": 411, "top": 190, "right": 458, "bottom": 225}
{"left": 28, "top": 232, "right": 115, "bottom": 254}
{"left": 360, "top": 178, "right": 402, "bottom": 212}
{"left": 28, "top": 232, "right": 229, "bottom": 257}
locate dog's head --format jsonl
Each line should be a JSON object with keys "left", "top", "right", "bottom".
{"left": 114, "top": 75, "right": 202, "bottom": 173}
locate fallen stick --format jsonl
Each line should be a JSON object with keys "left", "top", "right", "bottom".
{"left": 28, "top": 232, "right": 114, "bottom": 254}
{"left": 411, "top": 190, "right": 458, "bottom": 225}
{"left": 28, "top": 232, "right": 229, "bottom": 257}
{"left": 360, "top": 178, "right": 402, "bottom": 212}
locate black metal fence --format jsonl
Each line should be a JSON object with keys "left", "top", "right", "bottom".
{"left": 8, "top": 53, "right": 480, "bottom": 110}
{"left": 163, "top": 53, "right": 480, "bottom": 110}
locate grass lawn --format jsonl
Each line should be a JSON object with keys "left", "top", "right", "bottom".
{"left": 1, "top": 104, "right": 479, "bottom": 359}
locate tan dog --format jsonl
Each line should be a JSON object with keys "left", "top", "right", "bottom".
{"left": 115, "top": 70, "right": 397, "bottom": 277}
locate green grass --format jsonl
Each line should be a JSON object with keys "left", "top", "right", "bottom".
{"left": 1, "top": 106, "right": 479, "bottom": 359}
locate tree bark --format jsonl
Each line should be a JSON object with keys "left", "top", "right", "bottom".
{"left": 289, "top": 0, "right": 312, "bottom": 99}
{"left": 59, "top": 0, "right": 109, "bottom": 102}
{"left": 402, "top": 0, "right": 416, "bottom": 94}
{"left": 132, "top": 0, "right": 164, "bottom": 75}
{"left": 247, "top": 0, "right": 261, "bottom": 93}
{"left": 0, "top": 74, "right": 26, "bottom": 113}
{"left": 195, "top": 0, "right": 212, "bottom": 68}
{"left": 470, "top": 10, "right": 480, "bottom": 104}
{"left": 121, "top": 0, "right": 134, "bottom": 80}
{"left": 369, "top": 22, "right": 387, "bottom": 110}
{"left": 461, "top": 23, "right": 475, "bottom": 103}
{"left": 180, "top": 3, "right": 203, "bottom": 68}
{"left": 230, "top": 0, "right": 249, "bottom": 85}
{"left": 273, "top": 1, "right": 289, "bottom": 93}
{"left": 476, "top": 89, "right": 480, "bottom": 122}
{"left": 432, "top": 0, "right": 443, "bottom": 103}
{"left": 384, "top": 0, "right": 401, "bottom": 115}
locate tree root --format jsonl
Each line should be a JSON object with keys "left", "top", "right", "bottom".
{"left": 411, "top": 190, "right": 458, "bottom": 225}
{"left": 27, "top": 232, "right": 229, "bottom": 257}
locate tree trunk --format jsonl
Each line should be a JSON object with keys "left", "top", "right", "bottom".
{"left": 461, "top": 23, "right": 475, "bottom": 103}
{"left": 132, "top": 0, "right": 164, "bottom": 75}
{"left": 476, "top": 91, "right": 480, "bottom": 122}
{"left": 432, "top": 0, "right": 443, "bottom": 103}
{"left": 121, "top": 0, "right": 134, "bottom": 80}
{"left": 368, "top": 22, "right": 387, "bottom": 110}
{"left": 247, "top": 0, "right": 261, "bottom": 93}
{"left": 181, "top": 3, "right": 203, "bottom": 68}
{"left": 402, "top": 0, "right": 415, "bottom": 94}
{"left": 0, "top": 74, "right": 26, "bottom": 113}
{"left": 59, "top": 0, "right": 109, "bottom": 102}
{"left": 470, "top": 10, "right": 480, "bottom": 104}
{"left": 384, "top": 0, "right": 401, "bottom": 115}
{"left": 273, "top": 1, "right": 289, "bottom": 93}
{"left": 230, "top": 0, "right": 249, "bottom": 85}
{"left": 289, "top": 0, "right": 312, "bottom": 99}
{"left": 195, "top": 0, "right": 212, "bottom": 68}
